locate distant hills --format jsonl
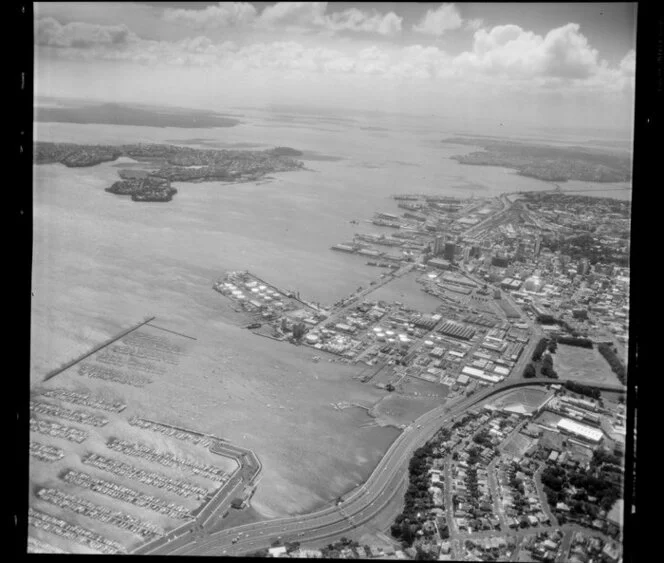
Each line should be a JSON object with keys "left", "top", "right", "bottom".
{"left": 443, "top": 137, "right": 632, "bottom": 184}
{"left": 35, "top": 101, "right": 241, "bottom": 129}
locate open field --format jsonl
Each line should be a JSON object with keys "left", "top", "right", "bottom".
{"left": 552, "top": 344, "right": 619, "bottom": 386}
{"left": 370, "top": 394, "right": 444, "bottom": 428}
{"left": 501, "top": 432, "right": 538, "bottom": 458}
{"left": 489, "top": 387, "right": 550, "bottom": 415}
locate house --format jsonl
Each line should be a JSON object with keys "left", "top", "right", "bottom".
{"left": 268, "top": 546, "right": 288, "bottom": 558}
{"left": 355, "top": 547, "right": 368, "bottom": 558}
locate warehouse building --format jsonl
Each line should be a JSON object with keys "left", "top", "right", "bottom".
{"left": 557, "top": 418, "right": 603, "bottom": 444}
{"left": 461, "top": 366, "right": 503, "bottom": 384}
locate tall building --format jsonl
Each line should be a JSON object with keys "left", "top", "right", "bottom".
{"left": 433, "top": 235, "right": 444, "bottom": 256}
{"left": 444, "top": 242, "right": 456, "bottom": 262}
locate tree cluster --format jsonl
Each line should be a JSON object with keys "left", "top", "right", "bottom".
{"left": 391, "top": 442, "right": 437, "bottom": 546}
{"left": 540, "top": 354, "right": 558, "bottom": 379}
{"left": 541, "top": 460, "right": 622, "bottom": 521}
{"left": 564, "top": 380, "right": 601, "bottom": 400}
{"left": 523, "top": 363, "right": 537, "bottom": 379}
{"left": 532, "top": 338, "right": 550, "bottom": 362}
{"left": 557, "top": 336, "right": 593, "bottom": 349}
{"left": 597, "top": 343, "right": 627, "bottom": 385}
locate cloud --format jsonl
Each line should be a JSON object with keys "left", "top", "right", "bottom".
{"left": 465, "top": 18, "right": 483, "bottom": 32}
{"left": 413, "top": 3, "right": 463, "bottom": 36}
{"left": 36, "top": 13, "right": 634, "bottom": 101}
{"left": 162, "top": 2, "right": 257, "bottom": 30}
{"left": 161, "top": 1, "right": 401, "bottom": 36}
{"left": 257, "top": 2, "right": 327, "bottom": 28}
{"left": 619, "top": 49, "right": 635, "bottom": 76}
{"left": 36, "top": 16, "right": 136, "bottom": 48}
{"left": 325, "top": 8, "right": 402, "bottom": 35}
{"left": 455, "top": 23, "right": 600, "bottom": 80}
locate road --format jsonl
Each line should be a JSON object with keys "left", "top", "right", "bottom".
{"left": 145, "top": 377, "right": 621, "bottom": 556}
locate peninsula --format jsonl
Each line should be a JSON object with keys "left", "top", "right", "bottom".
{"left": 444, "top": 137, "right": 631, "bottom": 183}
{"left": 35, "top": 142, "right": 305, "bottom": 202}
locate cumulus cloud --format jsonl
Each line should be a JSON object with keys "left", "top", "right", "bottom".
{"left": 162, "top": 2, "right": 257, "bottom": 29}
{"left": 257, "top": 2, "right": 327, "bottom": 28}
{"left": 455, "top": 23, "right": 600, "bottom": 80}
{"left": 36, "top": 16, "right": 136, "bottom": 48}
{"left": 465, "top": 18, "right": 483, "bottom": 31}
{"left": 326, "top": 8, "right": 402, "bottom": 35}
{"left": 36, "top": 12, "right": 634, "bottom": 100}
{"left": 162, "top": 1, "right": 401, "bottom": 35}
{"left": 619, "top": 49, "right": 635, "bottom": 76}
{"left": 413, "top": 3, "right": 463, "bottom": 36}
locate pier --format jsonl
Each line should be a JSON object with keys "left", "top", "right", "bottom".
{"left": 42, "top": 316, "right": 156, "bottom": 382}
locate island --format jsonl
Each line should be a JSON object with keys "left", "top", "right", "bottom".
{"left": 443, "top": 136, "right": 632, "bottom": 183}
{"left": 35, "top": 142, "right": 306, "bottom": 203}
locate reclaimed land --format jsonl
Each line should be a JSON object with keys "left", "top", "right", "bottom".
{"left": 34, "top": 142, "right": 305, "bottom": 202}
{"left": 443, "top": 136, "right": 631, "bottom": 183}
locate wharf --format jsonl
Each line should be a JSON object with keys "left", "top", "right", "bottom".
{"left": 42, "top": 316, "right": 156, "bottom": 382}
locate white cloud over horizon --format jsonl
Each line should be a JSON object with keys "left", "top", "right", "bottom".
{"left": 161, "top": 2, "right": 403, "bottom": 36}
{"left": 34, "top": 4, "right": 636, "bottom": 131}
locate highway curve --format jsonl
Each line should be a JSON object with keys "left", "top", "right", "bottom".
{"left": 147, "top": 376, "right": 623, "bottom": 556}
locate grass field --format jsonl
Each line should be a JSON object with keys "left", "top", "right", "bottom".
{"left": 489, "top": 387, "right": 550, "bottom": 415}
{"left": 552, "top": 344, "right": 619, "bottom": 386}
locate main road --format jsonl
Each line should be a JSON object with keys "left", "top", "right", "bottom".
{"left": 148, "top": 377, "right": 623, "bottom": 556}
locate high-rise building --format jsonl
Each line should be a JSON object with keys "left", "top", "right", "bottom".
{"left": 444, "top": 242, "right": 456, "bottom": 262}
{"left": 433, "top": 236, "right": 444, "bottom": 256}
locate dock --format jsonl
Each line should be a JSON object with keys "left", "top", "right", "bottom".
{"left": 43, "top": 316, "right": 156, "bottom": 382}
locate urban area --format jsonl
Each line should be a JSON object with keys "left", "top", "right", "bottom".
{"left": 30, "top": 187, "right": 630, "bottom": 559}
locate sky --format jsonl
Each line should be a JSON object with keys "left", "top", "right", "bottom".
{"left": 34, "top": 2, "right": 637, "bottom": 133}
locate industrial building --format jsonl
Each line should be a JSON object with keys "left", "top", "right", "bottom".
{"left": 438, "top": 320, "right": 476, "bottom": 340}
{"left": 461, "top": 366, "right": 503, "bottom": 384}
{"left": 556, "top": 418, "right": 603, "bottom": 444}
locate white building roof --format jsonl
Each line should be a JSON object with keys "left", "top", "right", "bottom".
{"left": 557, "top": 418, "right": 603, "bottom": 442}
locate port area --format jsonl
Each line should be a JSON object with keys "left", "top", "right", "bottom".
{"left": 213, "top": 189, "right": 629, "bottom": 405}
{"left": 212, "top": 261, "right": 529, "bottom": 405}
{"left": 28, "top": 319, "right": 262, "bottom": 555}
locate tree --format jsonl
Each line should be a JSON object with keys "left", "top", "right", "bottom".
{"left": 401, "top": 519, "right": 414, "bottom": 545}
{"left": 523, "top": 363, "right": 537, "bottom": 378}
